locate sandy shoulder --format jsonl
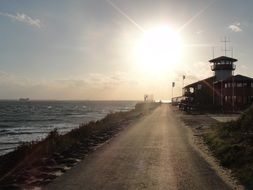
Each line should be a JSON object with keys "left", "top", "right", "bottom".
{"left": 172, "top": 106, "right": 244, "bottom": 190}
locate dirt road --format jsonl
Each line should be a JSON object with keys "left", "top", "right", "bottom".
{"left": 46, "top": 104, "right": 231, "bottom": 190}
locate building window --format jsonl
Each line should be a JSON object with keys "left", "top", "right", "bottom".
{"left": 243, "top": 83, "right": 247, "bottom": 87}
{"left": 237, "top": 83, "right": 243, "bottom": 87}
{"left": 237, "top": 96, "right": 242, "bottom": 103}
{"left": 243, "top": 96, "right": 247, "bottom": 104}
{"left": 197, "top": 84, "right": 202, "bottom": 90}
{"left": 251, "top": 83, "right": 253, "bottom": 88}
{"left": 232, "top": 96, "right": 236, "bottom": 103}
{"left": 225, "top": 83, "right": 231, "bottom": 88}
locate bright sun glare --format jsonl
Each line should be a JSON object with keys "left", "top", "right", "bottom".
{"left": 135, "top": 25, "right": 183, "bottom": 74}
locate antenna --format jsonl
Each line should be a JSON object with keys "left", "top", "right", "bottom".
{"left": 221, "top": 36, "right": 230, "bottom": 56}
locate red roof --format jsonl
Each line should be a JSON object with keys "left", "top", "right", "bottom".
{"left": 183, "top": 76, "right": 215, "bottom": 88}
{"left": 184, "top": 74, "right": 253, "bottom": 88}
{"left": 216, "top": 74, "right": 253, "bottom": 83}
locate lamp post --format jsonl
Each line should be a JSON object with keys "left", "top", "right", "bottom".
{"left": 171, "top": 82, "right": 175, "bottom": 103}
{"left": 182, "top": 75, "right": 185, "bottom": 96}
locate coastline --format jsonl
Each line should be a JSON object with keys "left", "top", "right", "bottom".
{"left": 0, "top": 100, "right": 138, "bottom": 156}
{"left": 0, "top": 102, "right": 159, "bottom": 189}
{"left": 2, "top": 103, "right": 246, "bottom": 189}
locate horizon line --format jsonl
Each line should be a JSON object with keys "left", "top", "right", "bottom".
{"left": 0, "top": 99, "right": 143, "bottom": 101}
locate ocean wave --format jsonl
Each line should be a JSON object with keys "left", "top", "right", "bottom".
{"left": 0, "top": 147, "right": 16, "bottom": 151}
{"left": 0, "top": 142, "right": 19, "bottom": 145}
{"left": 0, "top": 129, "right": 10, "bottom": 133}
{"left": 0, "top": 124, "right": 16, "bottom": 128}
{"left": 0, "top": 118, "right": 59, "bottom": 122}
{"left": 0, "top": 101, "right": 137, "bottom": 155}
{"left": 0, "top": 131, "right": 48, "bottom": 136}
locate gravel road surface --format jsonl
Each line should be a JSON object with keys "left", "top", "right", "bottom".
{"left": 45, "top": 104, "right": 231, "bottom": 190}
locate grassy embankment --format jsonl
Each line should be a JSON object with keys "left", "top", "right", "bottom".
{"left": 204, "top": 105, "right": 253, "bottom": 189}
{"left": 0, "top": 102, "right": 159, "bottom": 187}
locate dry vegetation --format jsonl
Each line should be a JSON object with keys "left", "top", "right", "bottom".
{"left": 204, "top": 105, "right": 253, "bottom": 189}
{"left": 0, "top": 102, "right": 159, "bottom": 188}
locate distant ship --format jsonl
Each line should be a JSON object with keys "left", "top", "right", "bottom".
{"left": 19, "top": 98, "right": 30, "bottom": 102}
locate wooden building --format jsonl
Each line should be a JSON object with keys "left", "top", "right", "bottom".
{"left": 181, "top": 56, "right": 253, "bottom": 112}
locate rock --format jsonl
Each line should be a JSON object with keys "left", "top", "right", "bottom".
{"left": 61, "top": 150, "right": 75, "bottom": 158}
{"left": 40, "top": 158, "right": 57, "bottom": 166}
{"left": 62, "top": 158, "right": 78, "bottom": 167}
{"left": 52, "top": 152, "right": 61, "bottom": 157}
{"left": 35, "top": 172, "right": 56, "bottom": 181}
{"left": 39, "top": 166, "right": 61, "bottom": 173}
{"left": 15, "top": 173, "right": 29, "bottom": 183}
{"left": 0, "top": 184, "right": 20, "bottom": 189}
{"left": 36, "top": 179, "right": 52, "bottom": 185}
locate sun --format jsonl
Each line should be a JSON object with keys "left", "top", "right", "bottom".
{"left": 135, "top": 25, "right": 183, "bottom": 74}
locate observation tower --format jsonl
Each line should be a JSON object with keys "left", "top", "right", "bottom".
{"left": 209, "top": 56, "right": 237, "bottom": 81}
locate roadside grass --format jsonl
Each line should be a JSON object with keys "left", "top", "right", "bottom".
{"left": 204, "top": 105, "right": 253, "bottom": 189}
{"left": 0, "top": 102, "right": 159, "bottom": 184}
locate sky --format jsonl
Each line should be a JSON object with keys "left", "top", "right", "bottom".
{"left": 0, "top": 0, "right": 253, "bottom": 100}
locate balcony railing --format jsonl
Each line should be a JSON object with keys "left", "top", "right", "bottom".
{"left": 211, "top": 64, "right": 235, "bottom": 71}
{"left": 183, "top": 91, "right": 194, "bottom": 97}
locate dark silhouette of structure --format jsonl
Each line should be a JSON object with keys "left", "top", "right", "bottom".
{"left": 178, "top": 55, "right": 253, "bottom": 112}
{"left": 144, "top": 94, "right": 154, "bottom": 102}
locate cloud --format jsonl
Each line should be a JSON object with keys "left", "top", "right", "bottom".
{"left": 0, "top": 70, "right": 31, "bottom": 86}
{"left": 0, "top": 70, "right": 141, "bottom": 99}
{"left": 0, "top": 12, "right": 42, "bottom": 28}
{"left": 0, "top": 70, "right": 137, "bottom": 90}
{"left": 0, "top": 70, "right": 9, "bottom": 78}
{"left": 173, "top": 61, "right": 212, "bottom": 85}
{"left": 55, "top": 79, "right": 87, "bottom": 88}
{"left": 228, "top": 22, "right": 242, "bottom": 32}
{"left": 196, "top": 30, "right": 204, "bottom": 35}
{"left": 83, "top": 72, "right": 138, "bottom": 90}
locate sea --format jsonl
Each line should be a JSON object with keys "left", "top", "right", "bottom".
{"left": 0, "top": 100, "right": 137, "bottom": 156}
